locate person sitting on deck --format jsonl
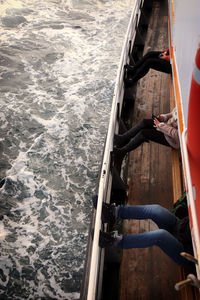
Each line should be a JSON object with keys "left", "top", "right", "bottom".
{"left": 114, "top": 108, "right": 179, "bottom": 161}
{"left": 93, "top": 199, "right": 193, "bottom": 268}
{"left": 124, "top": 48, "right": 172, "bottom": 87}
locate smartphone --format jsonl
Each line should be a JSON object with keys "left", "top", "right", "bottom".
{"left": 152, "top": 114, "right": 157, "bottom": 119}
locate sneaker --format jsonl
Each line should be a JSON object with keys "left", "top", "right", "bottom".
{"left": 114, "top": 134, "right": 126, "bottom": 148}
{"left": 124, "top": 75, "right": 135, "bottom": 87}
{"left": 113, "top": 146, "right": 126, "bottom": 162}
{"left": 92, "top": 196, "right": 116, "bottom": 223}
{"left": 124, "top": 64, "right": 135, "bottom": 74}
{"left": 99, "top": 230, "right": 116, "bottom": 248}
{"left": 102, "top": 202, "right": 116, "bottom": 223}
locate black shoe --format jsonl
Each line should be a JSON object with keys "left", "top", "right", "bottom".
{"left": 92, "top": 196, "right": 116, "bottom": 223}
{"left": 99, "top": 230, "right": 116, "bottom": 248}
{"left": 114, "top": 134, "right": 127, "bottom": 148}
{"left": 124, "top": 75, "right": 135, "bottom": 87}
{"left": 102, "top": 203, "right": 116, "bottom": 223}
{"left": 124, "top": 64, "right": 135, "bottom": 74}
{"left": 113, "top": 146, "right": 126, "bottom": 162}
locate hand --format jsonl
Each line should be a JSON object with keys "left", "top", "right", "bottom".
{"left": 153, "top": 118, "right": 160, "bottom": 128}
{"left": 161, "top": 50, "right": 168, "bottom": 56}
{"left": 156, "top": 115, "right": 165, "bottom": 122}
{"left": 160, "top": 54, "right": 168, "bottom": 60}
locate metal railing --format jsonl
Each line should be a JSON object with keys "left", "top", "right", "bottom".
{"left": 86, "top": 1, "right": 144, "bottom": 299}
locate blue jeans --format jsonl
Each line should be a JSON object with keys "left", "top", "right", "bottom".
{"left": 115, "top": 204, "right": 191, "bottom": 267}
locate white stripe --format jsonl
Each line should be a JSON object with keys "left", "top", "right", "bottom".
{"left": 193, "top": 63, "right": 200, "bottom": 85}
{"left": 193, "top": 186, "right": 196, "bottom": 200}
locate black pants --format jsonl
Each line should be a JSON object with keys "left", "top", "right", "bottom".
{"left": 115, "top": 118, "right": 171, "bottom": 157}
{"left": 135, "top": 119, "right": 170, "bottom": 147}
{"left": 126, "top": 51, "right": 172, "bottom": 83}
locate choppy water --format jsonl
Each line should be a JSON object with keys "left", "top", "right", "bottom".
{"left": 0, "top": 0, "right": 135, "bottom": 299}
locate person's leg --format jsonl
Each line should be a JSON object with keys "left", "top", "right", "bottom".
{"left": 114, "top": 130, "right": 146, "bottom": 161}
{"left": 126, "top": 51, "right": 162, "bottom": 72}
{"left": 149, "top": 57, "right": 172, "bottom": 74}
{"left": 114, "top": 128, "right": 170, "bottom": 161}
{"left": 116, "top": 204, "right": 178, "bottom": 231}
{"left": 114, "top": 119, "right": 154, "bottom": 147}
{"left": 125, "top": 57, "right": 171, "bottom": 86}
{"left": 115, "top": 229, "right": 191, "bottom": 267}
{"left": 140, "top": 128, "right": 170, "bottom": 147}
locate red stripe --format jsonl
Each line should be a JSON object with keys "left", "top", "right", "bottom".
{"left": 187, "top": 76, "right": 200, "bottom": 163}
{"left": 187, "top": 45, "right": 200, "bottom": 239}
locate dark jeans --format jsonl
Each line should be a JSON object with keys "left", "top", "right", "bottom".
{"left": 132, "top": 118, "right": 170, "bottom": 147}
{"left": 114, "top": 205, "right": 191, "bottom": 267}
{"left": 127, "top": 51, "right": 172, "bottom": 83}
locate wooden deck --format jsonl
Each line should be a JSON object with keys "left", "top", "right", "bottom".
{"left": 120, "top": 1, "right": 181, "bottom": 299}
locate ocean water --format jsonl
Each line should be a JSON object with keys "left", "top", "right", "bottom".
{"left": 0, "top": 0, "right": 135, "bottom": 299}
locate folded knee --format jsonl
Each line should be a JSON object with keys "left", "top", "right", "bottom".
{"left": 140, "top": 119, "right": 150, "bottom": 126}
{"left": 153, "top": 229, "right": 170, "bottom": 244}
{"left": 138, "top": 129, "right": 149, "bottom": 140}
{"left": 144, "top": 51, "right": 160, "bottom": 58}
{"left": 150, "top": 204, "right": 164, "bottom": 214}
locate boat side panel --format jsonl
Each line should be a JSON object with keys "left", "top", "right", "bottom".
{"left": 169, "top": 0, "right": 200, "bottom": 127}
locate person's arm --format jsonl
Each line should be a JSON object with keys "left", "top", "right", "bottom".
{"left": 156, "top": 123, "right": 179, "bottom": 140}
{"left": 154, "top": 118, "right": 179, "bottom": 142}
{"left": 163, "top": 48, "right": 169, "bottom": 55}
{"left": 159, "top": 48, "right": 170, "bottom": 62}
{"left": 160, "top": 54, "right": 170, "bottom": 62}
{"left": 157, "top": 112, "right": 173, "bottom": 122}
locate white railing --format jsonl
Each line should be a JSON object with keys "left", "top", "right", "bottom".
{"left": 182, "top": 129, "right": 200, "bottom": 278}
{"left": 86, "top": 1, "right": 144, "bottom": 299}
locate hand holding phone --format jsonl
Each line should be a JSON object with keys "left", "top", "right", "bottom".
{"left": 152, "top": 114, "right": 157, "bottom": 119}
{"left": 153, "top": 117, "right": 160, "bottom": 128}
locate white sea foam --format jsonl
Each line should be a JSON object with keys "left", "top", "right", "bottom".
{"left": 0, "top": 0, "right": 136, "bottom": 298}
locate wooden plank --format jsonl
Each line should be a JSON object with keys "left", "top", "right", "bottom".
{"left": 171, "top": 149, "right": 182, "bottom": 201}
{"left": 170, "top": 78, "right": 183, "bottom": 202}
{"left": 119, "top": 1, "right": 181, "bottom": 299}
